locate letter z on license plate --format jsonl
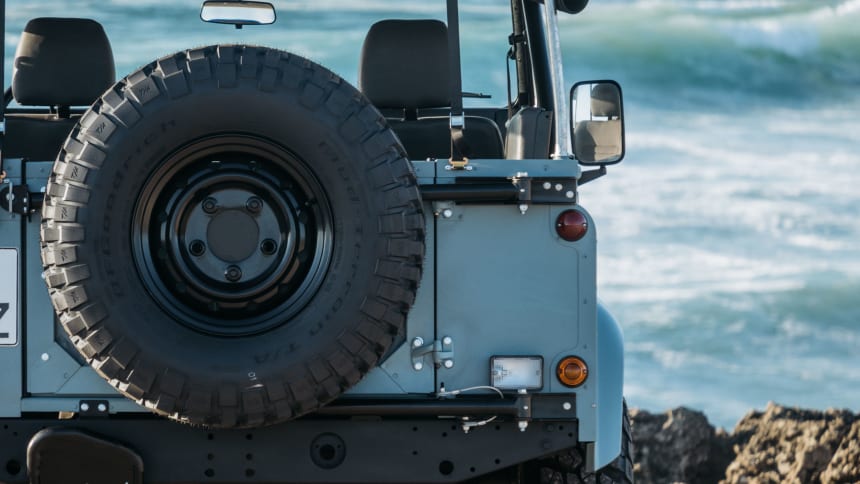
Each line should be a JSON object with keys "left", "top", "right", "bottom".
{"left": 0, "top": 249, "right": 17, "bottom": 346}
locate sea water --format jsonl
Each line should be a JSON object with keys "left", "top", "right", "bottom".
{"left": 4, "top": 0, "right": 859, "bottom": 430}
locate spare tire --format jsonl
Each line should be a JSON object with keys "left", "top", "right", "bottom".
{"left": 40, "top": 45, "right": 425, "bottom": 428}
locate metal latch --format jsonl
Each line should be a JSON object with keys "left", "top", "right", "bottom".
{"left": 0, "top": 182, "right": 43, "bottom": 217}
{"left": 411, "top": 336, "right": 454, "bottom": 371}
{"left": 512, "top": 172, "right": 531, "bottom": 214}
{"left": 449, "top": 114, "right": 466, "bottom": 130}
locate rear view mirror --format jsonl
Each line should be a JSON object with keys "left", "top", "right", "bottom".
{"left": 570, "top": 81, "right": 624, "bottom": 165}
{"left": 200, "top": 1, "right": 276, "bottom": 27}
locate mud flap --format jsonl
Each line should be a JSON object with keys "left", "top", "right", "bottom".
{"left": 27, "top": 428, "right": 143, "bottom": 484}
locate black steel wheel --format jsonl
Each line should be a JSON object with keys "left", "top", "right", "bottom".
{"left": 132, "top": 135, "right": 334, "bottom": 336}
{"left": 40, "top": 45, "right": 424, "bottom": 428}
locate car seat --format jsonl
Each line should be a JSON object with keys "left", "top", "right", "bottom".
{"left": 359, "top": 19, "right": 504, "bottom": 161}
{"left": 4, "top": 17, "right": 115, "bottom": 161}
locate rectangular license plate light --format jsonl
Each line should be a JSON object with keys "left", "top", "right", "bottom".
{"left": 490, "top": 356, "right": 543, "bottom": 390}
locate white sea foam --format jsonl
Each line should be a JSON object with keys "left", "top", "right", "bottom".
{"left": 723, "top": 20, "right": 819, "bottom": 56}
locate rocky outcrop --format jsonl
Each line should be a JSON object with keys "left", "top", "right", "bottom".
{"left": 630, "top": 403, "right": 860, "bottom": 484}
{"left": 629, "top": 407, "right": 733, "bottom": 484}
{"left": 820, "top": 418, "right": 860, "bottom": 483}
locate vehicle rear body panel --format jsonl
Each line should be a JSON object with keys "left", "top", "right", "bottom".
{"left": 2, "top": 158, "right": 602, "bottom": 405}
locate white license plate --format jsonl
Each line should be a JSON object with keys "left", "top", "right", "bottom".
{"left": 0, "top": 249, "right": 18, "bottom": 346}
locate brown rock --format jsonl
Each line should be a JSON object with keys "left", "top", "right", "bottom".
{"left": 630, "top": 406, "right": 732, "bottom": 484}
{"left": 722, "top": 403, "right": 856, "bottom": 484}
{"left": 820, "top": 418, "right": 860, "bottom": 483}
{"left": 631, "top": 403, "right": 858, "bottom": 484}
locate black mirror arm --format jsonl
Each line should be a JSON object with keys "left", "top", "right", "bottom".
{"left": 578, "top": 166, "right": 606, "bottom": 186}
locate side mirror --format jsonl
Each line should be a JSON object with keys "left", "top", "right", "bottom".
{"left": 200, "top": 1, "right": 276, "bottom": 27}
{"left": 529, "top": 0, "right": 589, "bottom": 15}
{"left": 570, "top": 80, "right": 625, "bottom": 165}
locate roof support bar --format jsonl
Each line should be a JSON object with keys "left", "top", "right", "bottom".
{"left": 542, "top": 0, "right": 573, "bottom": 160}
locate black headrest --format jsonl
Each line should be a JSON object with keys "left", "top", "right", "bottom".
{"left": 359, "top": 19, "right": 450, "bottom": 110}
{"left": 12, "top": 18, "right": 115, "bottom": 107}
{"left": 591, "top": 84, "right": 621, "bottom": 117}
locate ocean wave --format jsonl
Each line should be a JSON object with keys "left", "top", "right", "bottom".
{"left": 619, "top": 278, "right": 860, "bottom": 428}
{"left": 561, "top": 0, "right": 860, "bottom": 108}
{"left": 623, "top": 0, "right": 858, "bottom": 19}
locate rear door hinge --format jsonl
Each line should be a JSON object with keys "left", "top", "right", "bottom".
{"left": 410, "top": 336, "right": 454, "bottom": 371}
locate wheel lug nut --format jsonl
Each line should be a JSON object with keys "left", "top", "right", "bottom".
{"left": 260, "top": 239, "right": 278, "bottom": 255}
{"left": 225, "top": 265, "right": 242, "bottom": 282}
{"left": 188, "top": 240, "right": 206, "bottom": 256}
{"left": 246, "top": 197, "right": 263, "bottom": 213}
{"left": 202, "top": 197, "right": 218, "bottom": 214}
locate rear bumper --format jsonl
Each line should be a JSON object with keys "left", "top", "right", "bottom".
{"left": 2, "top": 395, "right": 580, "bottom": 483}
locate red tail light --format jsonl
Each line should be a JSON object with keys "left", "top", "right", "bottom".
{"left": 555, "top": 210, "right": 588, "bottom": 242}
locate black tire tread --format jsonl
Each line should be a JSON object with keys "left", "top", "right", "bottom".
{"left": 533, "top": 400, "right": 634, "bottom": 484}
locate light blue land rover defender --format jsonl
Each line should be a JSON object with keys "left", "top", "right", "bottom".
{"left": 0, "top": 0, "right": 631, "bottom": 482}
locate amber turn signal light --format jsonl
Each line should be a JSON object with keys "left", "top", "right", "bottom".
{"left": 556, "top": 210, "right": 588, "bottom": 242}
{"left": 557, "top": 356, "right": 588, "bottom": 387}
